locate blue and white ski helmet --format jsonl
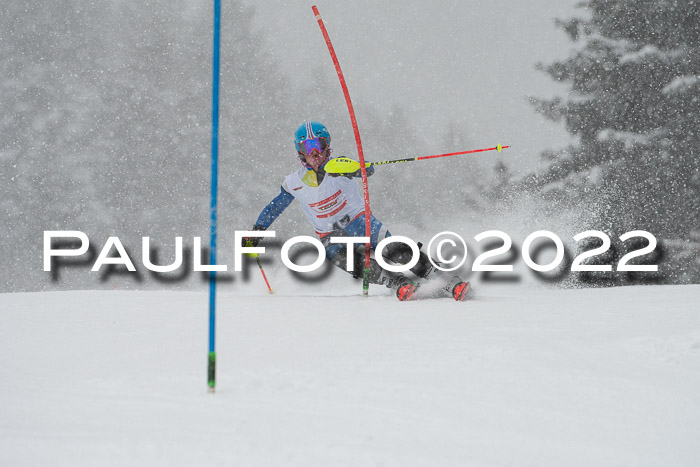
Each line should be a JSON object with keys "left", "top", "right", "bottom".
{"left": 294, "top": 121, "right": 331, "bottom": 154}
{"left": 294, "top": 121, "right": 331, "bottom": 169}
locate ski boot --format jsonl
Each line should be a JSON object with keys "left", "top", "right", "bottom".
{"left": 395, "top": 275, "right": 419, "bottom": 301}
{"left": 445, "top": 276, "right": 472, "bottom": 301}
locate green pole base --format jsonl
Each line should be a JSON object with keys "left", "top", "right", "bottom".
{"left": 362, "top": 268, "right": 370, "bottom": 296}
{"left": 208, "top": 351, "right": 216, "bottom": 393}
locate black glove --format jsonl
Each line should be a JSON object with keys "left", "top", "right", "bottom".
{"left": 241, "top": 225, "right": 266, "bottom": 247}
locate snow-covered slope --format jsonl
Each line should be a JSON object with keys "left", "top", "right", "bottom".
{"left": 1, "top": 285, "right": 699, "bottom": 466}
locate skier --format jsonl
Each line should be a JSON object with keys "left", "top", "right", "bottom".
{"left": 242, "top": 121, "right": 471, "bottom": 301}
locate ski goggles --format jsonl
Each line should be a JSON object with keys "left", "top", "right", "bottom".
{"left": 298, "top": 136, "right": 328, "bottom": 155}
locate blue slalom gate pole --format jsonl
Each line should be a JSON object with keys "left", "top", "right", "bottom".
{"left": 208, "top": 0, "right": 221, "bottom": 393}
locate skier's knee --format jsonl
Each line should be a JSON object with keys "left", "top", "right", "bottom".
{"left": 382, "top": 240, "right": 435, "bottom": 280}
{"left": 411, "top": 250, "right": 437, "bottom": 279}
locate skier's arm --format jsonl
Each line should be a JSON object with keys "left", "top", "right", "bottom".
{"left": 243, "top": 187, "right": 294, "bottom": 247}
{"left": 328, "top": 165, "right": 375, "bottom": 178}
{"left": 325, "top": 156, "right": 375, "bottom": 178}
{"left": 255, "top": 186, "right": 295, "bottom": 229}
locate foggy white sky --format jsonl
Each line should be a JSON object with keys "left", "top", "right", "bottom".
{"left": 240, "top": 0, "right": 582, "bottom": 173}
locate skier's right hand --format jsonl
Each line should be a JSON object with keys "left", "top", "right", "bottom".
{"left": 241, "top": 225, "right": 266, "bottom": 248}
{"left": 242, "top": 237, "right": 261, "bottom": 248}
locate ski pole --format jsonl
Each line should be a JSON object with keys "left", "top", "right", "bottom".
{"left": 373, "top": 144, "right": 509, "bottom": 167}
{"left": 255, "top": 256, "right": 274, "bottom": 294}
{"left": 324, "top": 145, "right": 509, "bottom": 174}
{"left": 244, "top": 241, "right": 274, "bottom": 294}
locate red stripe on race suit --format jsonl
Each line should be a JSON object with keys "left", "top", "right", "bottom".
{"left": 308, "top": 190, "right": 341, "bottom": 208}
{"left": 317, "top": 200, "right": 347, "bottom": 218}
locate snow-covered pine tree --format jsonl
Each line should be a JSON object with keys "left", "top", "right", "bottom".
{"left": 530, "top": 0, "right": 699, "bottom": 283}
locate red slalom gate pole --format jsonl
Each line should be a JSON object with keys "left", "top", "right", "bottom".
{"left": 312, "top": 6, "right": 372, "bottom": 296}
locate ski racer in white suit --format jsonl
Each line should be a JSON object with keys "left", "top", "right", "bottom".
{"left": 243, "top": 121, "right": 470, "bottom": 301}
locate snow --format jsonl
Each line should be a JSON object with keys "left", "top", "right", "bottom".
{"left": 662, "top": 75, "right": 700, "bottom": 95}
{"left": 2, "top": 284, "right": 699, "bottom": 466}
{"left": 620, "top": 45, "right": 661, "bottom": 64}
{"left": 619, "top": 45, "right": 686, "bottom": 64}
{"left": 596, "top": 128, "right": 663, "bottom": 147}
